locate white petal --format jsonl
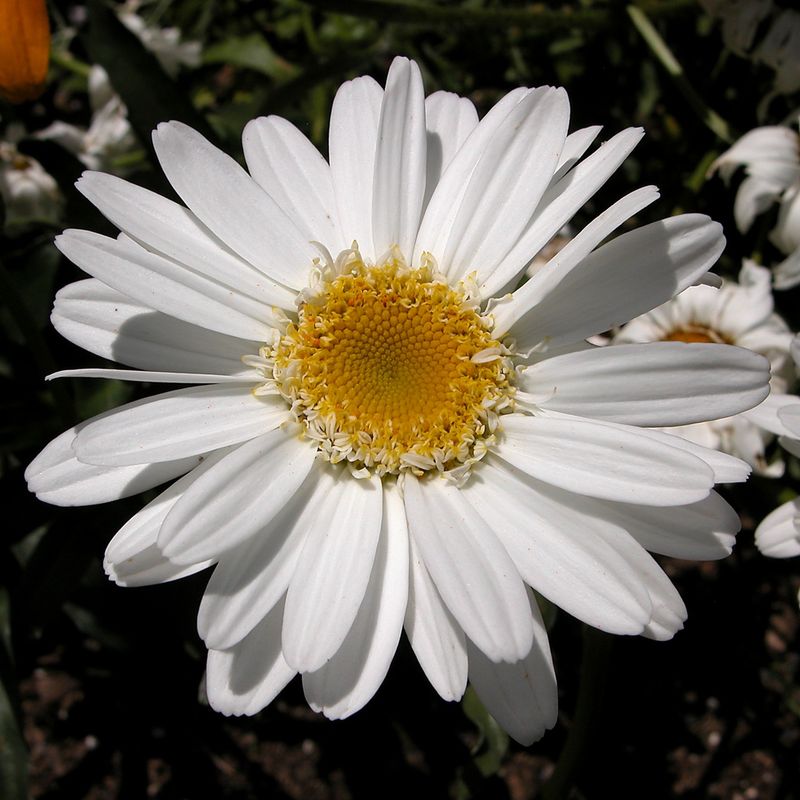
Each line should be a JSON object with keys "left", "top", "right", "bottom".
{"left": 56, "top": 230, "right": 278, "bottom": 341}
{"left": 557, "top": 415, "right": 750, "bottom": 484}
{"left": 74, "top": 384, "right": 289, "bottom": 466}
{"left": 778, "top": 402, "right": 800, "bottom": 437}
{"left": 446, "top": 87, "right": 570, "bottom": 288}
{"left": 422, "top": 91, "right": 479, "bottom": 211}
{"left": 756, "top": 498, "right": 800, "bottom": 558}
{"left": 743, "top": 392, "right": 800, "bottom": 437}
{"left": 486, "top": 127, "right": 645, "bottom": 297}
{"left": 596, "top": 491, "right": 739, "bottom": 560}
{"left": 159, "top": 428, "right": 317, "bottom": 564}
{"left": 25, "top": 424, "right": 202, "bottom": 507}
{"left": 76, "top": 171, "right": 294, "bottom": 308}
{"left": 197, "top": 467, "right": 327, "bottom": 650}
{"left": 550, "top": 125, "right": 603, "bottom": 183}
{"left": 772, "top": 247, "right": 800, "bottom": 290}
{"left": 282, "top": 472, "right": 383, "bottom": 672}
{"left": 403, "top": 474, "right": 533, "bottom": 663}
{"left": 461, "top": 458, "right": 653, "bottom": 634}
{"left": 467, "top": 589, "right": 557, "bottom": 746}
{"left": 242, "top": 116, "right": 344, "bottom": 252}
{"left": 302, "top": 481, "right": 409, "bottom": 719}
{"left": 371, "top": 56, "right": 427, "bottom": 260}
{"left": 152, "top": 121, "right": 316, "bottom": 288}
{"left": 413, "top": 87, "right": 530, "bottom": 267}
{"left": 520, "top": 342, "right": 770, "bottom": 426}
{"left": 206, "top": 596, "right": 296, "bottom": 716}
{"left": 104, "top": 448, "right": 234, "bottom": 586}
{"left": 329, "top": 75, "right": 383, "bottom": 257}
{"left": 734, "top": 175, "right": 783, "bottom": 233}
{"left": 51, "top": 279, "right": 259, "bottom": 375}
{"left": 496, "top": 413, "right": 714, "bottom": 506}
{"left": 495, "top": 215, "right": 726, "bottom": 349}
{"left": 47, "top": 368, "right": 260, "bottom": 384}
{"left": 404, "top": 525, "right": 468, "bottom": 702}
{"left": 621, "top": 549, "right": 687, "bottom": 641}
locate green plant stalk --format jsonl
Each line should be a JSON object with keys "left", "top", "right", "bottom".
{"left": 541, "top": 627, "right": 614, "bottom": 800}
{"left": 627, "top": 5, "right": 736, "bottom": 144}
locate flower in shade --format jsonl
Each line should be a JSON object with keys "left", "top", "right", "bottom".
{"left": 0, "top": 127, "right": 62, "bottom": 229}
{"left": 756, "top": 333, "right": 800, "bottom": 570}
{"left": 615, "top": 260, "right": 800, "bottom": 476}
{"left": 708, "top": 122, "right": 800, "bottom": 288}
{"left": 36, "top": 66, "right": 138, "bottom": 175}
{"left": 26, "top": 57, "right": 771, "bottom": 744}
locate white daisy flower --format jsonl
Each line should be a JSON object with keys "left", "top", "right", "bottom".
{"left": 0, "top": 134, "right": 62, "bottom": 228}
{"left": 36, "top": 66, "right": 138, "bottom": 175}
{"left": 118, "top": 1, "right": 202, "bottom": 77}
{"left": 26, "top": 57, "right": 771, "bottom": 744}
{"left": 615, "top": 260, "right": 799, "bottom": 476}
{"left": 708, "top": 122, "right": 800, "bottom": 288}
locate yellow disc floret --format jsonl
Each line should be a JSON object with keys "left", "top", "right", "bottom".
{"left": 271, "top": 248, "right": 514, "bottom": 478}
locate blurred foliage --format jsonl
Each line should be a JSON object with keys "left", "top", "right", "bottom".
{"left": 1, "top": 0, "right": 800, "bottom": 798}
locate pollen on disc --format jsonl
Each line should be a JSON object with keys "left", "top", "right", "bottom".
{"left": 273, "top": 254, "right": 514, "bottom": 476}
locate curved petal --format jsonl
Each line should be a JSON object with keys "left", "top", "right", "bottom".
{"left": 51, "top": 279, "right": 259, "bottom": 376}
{"left": 596, "top": 491, "right": 739, "bottom": 560}
{"left": 403, "top": 474, "right": 533, "bottom": 663}
{"left": 242, "top": 116, "right": 344, "bottom": 252}
{"left": 55, "top": 230, "right": 279, "bottom": 341}
{"left": 282, "top": 471, "right": 383, "bottom": 672}
{"left": 404, "top": 525, "right": 468, "bottom": 702}
{"left": 152, "top": 121, "right": 316, "bottom": 289}
{"left": 467, "top": 589, "right": 557, "bottom": 746}
{"left": 480, "top": 125, "right": 641, "bottom": 298}
{"left": 496, "top": 413, "right": 714, "bottom": 506}
{"left": 423, "top": 91, "right": 478, "bottom": 211}
{"left": 25, "top": 424, "right": 203, "bottom": 507}
{"left": 494, "top": 215, "right": 726, "bottom": 348}
{"left": 104, "top": 448, "right": 234, "bottom": 586}
{"left": 445, "top": 87, "right": 570, "bottom": 287}
{"left": 74, "top": 384, "right": 289, "bottom": 466}
{"left": 76, "top": 171, "right": 294, "bottom": 308}
{"left": 329, "top": 75, "right": 383, "bottom": 257}
{"left": 303, "top": 481, "right": 409, "bottom": 719}
{"left": 47, "top": 368, "right": 260, "bottom": 384}
{"left": 460, "top": 458, "right": 653, "bottom": 634}
{"left": 756, "top": 498, "right": 800, "bottom": 558}
{"left": 371, "top": 56, "right": 427, "bottom": 261}
{"left": 197, "top": 466, "right": 327, "bottom": 650}
{"left": 159, "top": 427, "right": 318, "bottom": 563}
{"left": 206, "top": 596, "right": 296, "bottom": 716}
{"left": 413, "top": 86, "right": 530, "bottom": 267}
{"left": 520, "top": 342, "right": 770, "bottom": 426}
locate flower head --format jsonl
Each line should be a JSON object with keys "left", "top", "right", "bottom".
{"left": 615, "top": 260, "right": 800, "bottom": 476}
{"left": 27, "top": 57, "right": 771, "bottom": 743}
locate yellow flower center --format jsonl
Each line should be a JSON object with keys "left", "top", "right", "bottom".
{"left": 662, "top": 325, "right": 731, "bottom": 344}
{"left": 272, "top": 250, "right": 514, "bottom": 477}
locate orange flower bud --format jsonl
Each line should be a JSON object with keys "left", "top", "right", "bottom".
{"left": 0, "top": 0, "right": 50, "bottom": 103}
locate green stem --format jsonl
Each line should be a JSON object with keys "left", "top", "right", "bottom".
{"left": 627, "top": 5, "right": 736, "bottom": 143}
{"left": 300, "top": 0, "right": 695, "bottom": 31}
{"left": 541, "top": 627, "right": 614, "bottom": 800}
{"left": 49, "top": 49, "right": 92, "bottom": 78}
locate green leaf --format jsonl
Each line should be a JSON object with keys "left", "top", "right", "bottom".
{"left": 203, "top": 34, "right": 299, "bottom": 80}
{"left": 461, "top": 686, "right": 509, "bottom": 777}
